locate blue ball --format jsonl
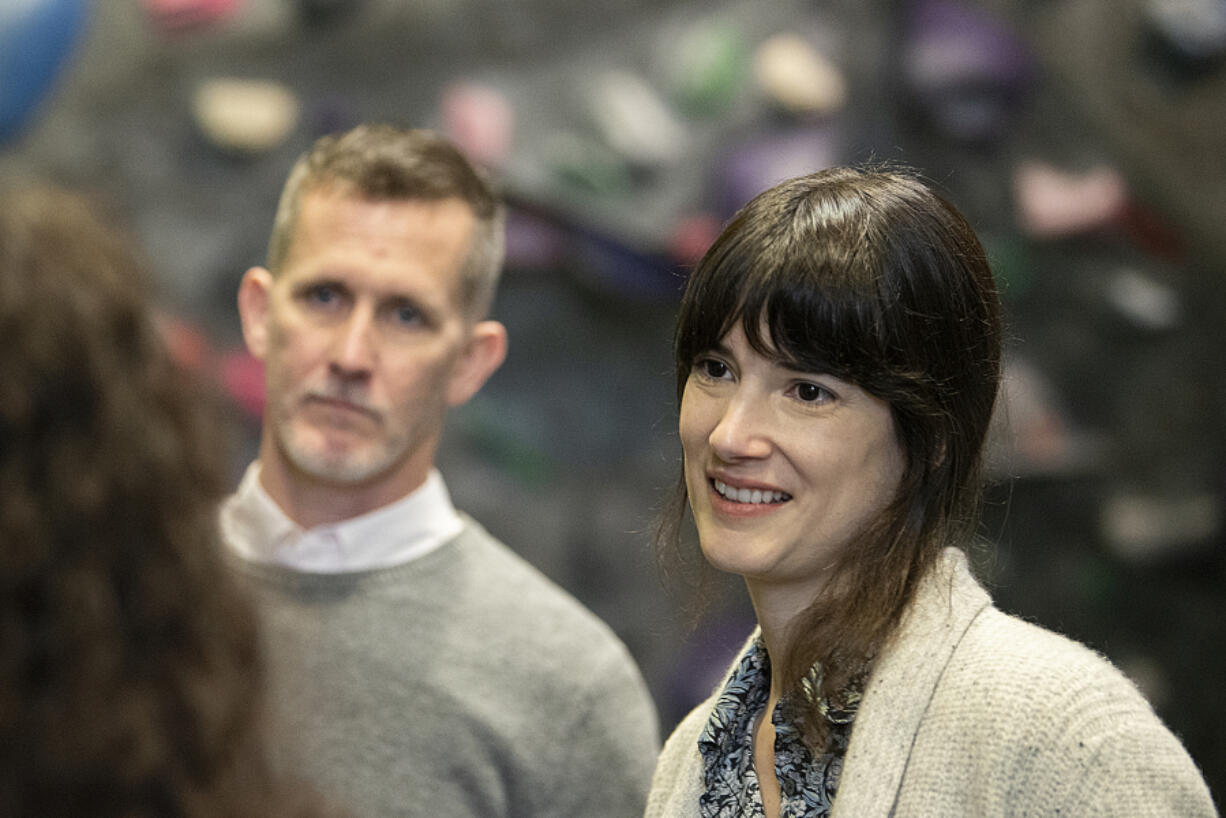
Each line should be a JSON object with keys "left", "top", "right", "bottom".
{"left": 0, "top": 0, "right": 91, "bottom": 145}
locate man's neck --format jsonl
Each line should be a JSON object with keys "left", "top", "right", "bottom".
{"left": 256, "top": 452, "right": 428, "bottom": 530}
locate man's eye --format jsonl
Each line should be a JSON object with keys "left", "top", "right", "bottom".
{"left": 304, "top": 285, "right": 341, "bottom": 306}
{"left": 697, "top": 358, "right": 729, "bottom": 379}
{"left": 390, "top": 303, "right": 423, "bottom": 326}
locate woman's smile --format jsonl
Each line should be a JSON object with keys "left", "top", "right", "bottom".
{"left": 711, "top": 478, "right": 791, "bottom": 505}
{"left": 680, "top": 325, "right": 905, "bottom": 593}
{"left": 707, "top": 476, "right": 792, "bottom": 519}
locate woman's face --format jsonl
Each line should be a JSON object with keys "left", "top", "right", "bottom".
{"left": 680, "top": 323, "right": 906, "bottom": 606}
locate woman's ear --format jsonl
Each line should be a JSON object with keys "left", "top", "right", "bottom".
{"left": 446, "top": 320, "right": 508, "bottom": 407}
{"left": 237, "top": 267, "right": 274, "bottom": 360}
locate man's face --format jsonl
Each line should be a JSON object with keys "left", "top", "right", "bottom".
{"left": 239, "top": 188, "right": 501, "bottom": 501}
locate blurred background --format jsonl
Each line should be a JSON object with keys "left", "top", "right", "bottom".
{"left": 3, "top": 0, "right": 1224, "bottom": 801}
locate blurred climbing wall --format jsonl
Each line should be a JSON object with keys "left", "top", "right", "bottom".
{"left": 3, "top": 0, "right": 1225, "bottom": 801}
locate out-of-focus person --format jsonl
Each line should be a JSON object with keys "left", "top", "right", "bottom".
{"left": 0, "top": 186, "right": 325, "bottom": 817}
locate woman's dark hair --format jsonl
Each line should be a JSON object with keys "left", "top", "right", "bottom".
{"left": 0, "top": 188, "right": 320, "bottom": 816}
{"left": 656, "top": 166, "right": 1003, "bottom": 750}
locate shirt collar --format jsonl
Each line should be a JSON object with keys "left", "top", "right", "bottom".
{"left": 697, "top": 637, "right": 858, "bottom": 817}
{"left": 219, "top": 461, "right": 463, "bottom": 573}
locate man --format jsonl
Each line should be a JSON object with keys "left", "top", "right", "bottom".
{"left": 220, "top": 124, "right": 660, "bottom": 817}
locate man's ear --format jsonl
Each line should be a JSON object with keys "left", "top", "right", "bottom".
{"left": 237, "top": 266, "right": 274, "bottom": 360}
{"left": 446, "top": 320, "right": 508, "bottom": 407}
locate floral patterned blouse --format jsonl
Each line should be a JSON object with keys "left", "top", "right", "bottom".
{"left": 696, "top": 637, "right": 859, "bottom": 817}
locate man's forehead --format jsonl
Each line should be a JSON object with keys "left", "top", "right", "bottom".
{"left": 295, "top": 189, "right": 474, "bottom": 244}
{"left": 288, "top": 188, "right": 470, "bottom": 249}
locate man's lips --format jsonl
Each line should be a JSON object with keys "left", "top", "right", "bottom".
{"left": 302, "top": 394, "right": 380, "bottom": 422}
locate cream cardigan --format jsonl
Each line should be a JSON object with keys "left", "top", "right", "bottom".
{"left": 646, "top": 549, "right": 1217, "bottom": 817}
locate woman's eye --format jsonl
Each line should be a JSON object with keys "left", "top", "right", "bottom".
{"left": 795, "top": 382, "right": 833, "bottom": 403}
{"left": 697, "top": 359, "right": 730, "bottom": 379}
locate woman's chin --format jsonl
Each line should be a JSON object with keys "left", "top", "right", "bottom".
{"left": 698, "top": 536, "right": 781, "bottom": 581}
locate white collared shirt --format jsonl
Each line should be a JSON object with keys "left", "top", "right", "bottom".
{"left": 219, "top": 462, "right": 463, "bottom": 573}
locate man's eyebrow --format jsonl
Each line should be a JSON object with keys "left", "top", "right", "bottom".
{"left": 382, "top": 293, "right": 425, "bottom": 310}
{"left": 380, "top": 290, "right": 435, "bottom": 309}
{"left": 291, "top": 276, "right": 346, "bottom": 291}
{"left": 380, "top": 292, "right": 441, "bottom": 323}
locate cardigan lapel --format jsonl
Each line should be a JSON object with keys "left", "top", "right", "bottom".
{"left": 831, "top": 548, "right": 991, "bottom": 817}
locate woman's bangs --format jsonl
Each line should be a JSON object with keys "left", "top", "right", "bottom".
{"left": 754, "top": 262, "right": 880, "bottom": 382}
{"left": 677, "top": 245, "right": 756, "bottom": 367}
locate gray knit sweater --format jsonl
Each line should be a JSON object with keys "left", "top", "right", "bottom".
{"left": 646, "top": 549, "right": 1217, "bottom": 817}
{"left": 228, "top": 516, "right": 660, "bottom": 817}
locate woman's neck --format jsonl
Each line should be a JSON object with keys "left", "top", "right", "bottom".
{"left": 746, "top": 576, "right": 826, "bottom": 700}
{"left": 749, "top": 578, "right": 826, "bottom": 817}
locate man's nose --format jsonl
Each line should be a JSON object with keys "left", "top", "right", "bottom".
{"left": 708, "top": 391, "right": 772, "bottom": 461}
{"left": 331, "top": 306, "right": 376, "bottom": 376}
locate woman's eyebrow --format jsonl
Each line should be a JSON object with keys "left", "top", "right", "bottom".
{"left": 775, "top": 353, "right": 835, "bottom": 376}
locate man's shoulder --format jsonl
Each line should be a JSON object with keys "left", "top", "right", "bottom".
{"left": 447, "top": 515, "right": 633, "bottom": 654}
{"left": 444, "top": 515, "right": 658, "bottom": 737}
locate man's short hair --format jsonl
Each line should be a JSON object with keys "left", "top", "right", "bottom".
{"left": 267, "top": 124, "right": 505, "bottom": 318}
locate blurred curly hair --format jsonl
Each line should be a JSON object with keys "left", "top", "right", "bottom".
{"left": 0, "top": 187, "right": 320, "bottom": 816}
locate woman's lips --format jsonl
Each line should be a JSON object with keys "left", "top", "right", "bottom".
{"left": 707, "top": 477, "right": 791, "bottom": 517}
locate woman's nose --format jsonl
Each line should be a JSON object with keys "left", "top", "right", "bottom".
{"left": 708, "top": 392, "right": 772, "bottom": 461}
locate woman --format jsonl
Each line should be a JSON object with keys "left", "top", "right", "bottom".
{"left": 646, "top": 168, "right": 1215, "bottom": 817}
{"left": 0, "top": 187, "right": 325, "bottom": 816}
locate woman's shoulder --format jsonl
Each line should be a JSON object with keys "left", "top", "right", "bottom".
{"left": 914, "top": 605, "right": 1217, "bottom": 814}
{"left": 911, "top": 551, "right": 1155, "bottom": 713}
{"left": 645, "top": 700, "right": 712, "bottom": 818}
{"left": 958, "top": 604, "right": 1133, "bottom": 692}
{"left": 938, "top": 600, "right": 1174, "bottom": 746}
{"left": 647, "top": 632, "right": 762, "bottom": 818}
{"left": 664, "top": 696, "right": 718, "bottom": 750}
{"left": 900, "top": 553, "right": 1210, "bottom": 803}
